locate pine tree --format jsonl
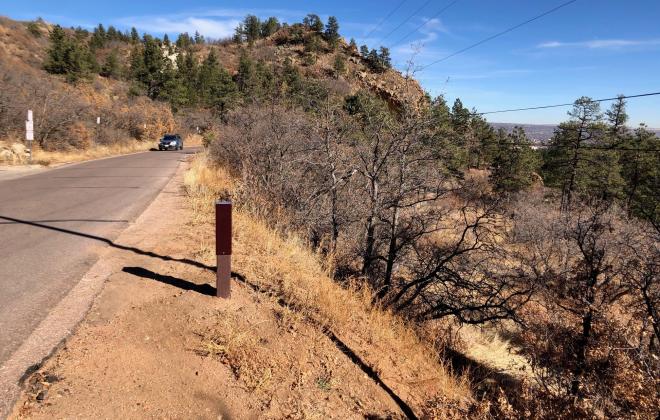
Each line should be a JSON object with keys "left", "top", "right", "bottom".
{"left": 619, "top": 125, "right": 659, "bottom": 224}
{"left": 490, "top": 127, "right": 539, "bottom": 193}
{"left": 163, "top": 34, "right": 170, "bottom": 47}
{"left": 332, "top": 53, "right": 346, "bottom": 77}
{"left": 44, "top": 25, "right": 93, "bottom": 82}
{"left": 243, "top": 15, "right": 261, "bottom": 45}
{"left": 542, "top": 97, "right": 624, "bottom": 210}
{"left": 196, "top": 49, "right": 237, "bottom": 115}
{"left": 100, "top": 48, "right": 121, "bottom": 78}
{"left": 303, "top": 14, "right": 324, "bottom": 32}
{"left": 141, "top": 35, "right": 168, "bottom": 99}
{"left": 378, "top": 46, "right": 391, "bottom": 69}
{"left": 233, "top": 23, "right": 244, "bottom": 44}
{"left": 451, "top": 98, "right": 470, "bottom": 133}
{"left": 236, "top": 51, "right": 255, "bottom": 93}
{"left": 130, "top": 27, "right": 139, "bottom": 43}
{"left": 261, "top": 17, "right": 280, "bottom": 37}
{"left": 106, "top": 25, "right": 118, "bottom": 40}
{"left": 349, "top": 38, "right": 358, "bottom": 52}
{"left": 324, "top": 16, "right": 340, "bottom": 48}
{"left": 44, "top": 25, "right": 68, "bottom": 74}
{"left": 194, "top": 30, "right": 205, "bottom": 44}
{"left": 360, "top": 45, "right": 369, "bottom": 58}
{"left": 176, "top": 33, "right": 192, "bottom": 49}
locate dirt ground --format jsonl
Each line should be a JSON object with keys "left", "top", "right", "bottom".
{"left": 9, "top": 157, "right": 415, "bottom": 419}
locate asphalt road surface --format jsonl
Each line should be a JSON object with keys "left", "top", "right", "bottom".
{"left": 0, "top": 148, "right": 196, "bottom": 369}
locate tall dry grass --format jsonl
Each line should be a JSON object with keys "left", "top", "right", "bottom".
{"left": 183, "top": 153, "right": 473, "bottom": 414}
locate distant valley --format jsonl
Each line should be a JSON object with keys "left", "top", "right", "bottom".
{"left": 490, "top": 122, "right": 660, "bottom": 143}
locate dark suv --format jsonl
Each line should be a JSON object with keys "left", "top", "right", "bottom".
{"left": 158, "top": 134, "right": 183, "bottom": 151}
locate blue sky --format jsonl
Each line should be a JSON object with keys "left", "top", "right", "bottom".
{"left": 4, "top": 0, "right": 660, "bottom": 126}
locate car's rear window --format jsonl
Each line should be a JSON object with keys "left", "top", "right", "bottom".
{"left": 163, "top": 135, "right": 178, "bottom": 140}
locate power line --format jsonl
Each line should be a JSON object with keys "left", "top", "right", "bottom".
{"left": 363, "top": 0, "right": 409, "bottom": 40}
{"left": 391, "top": 0, "right": 462, "bottom": 47}
{"left": 474, "top": 92, "right": 660, "bottom": 115}
{"left": 418, "top": 0, "right": 578, "bottom": 71}
{"left": 377, "top": 0, "right": 435, "bottom": 45}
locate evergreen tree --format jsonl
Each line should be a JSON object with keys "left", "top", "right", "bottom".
{"left": 378, "top": 46, "right": 391, "bottom": 69}
{"left": 360, "top": 45, "right": 369, "bottom": 58}
{"left": 243, "top": 15, "right": 261, "bottom": 45}
{"left": 165, "top": 49, "right": 198, "bottom": 109}
{"left": 163, "top": 33, "right": 170, "bottom": 47}
{"left": 542, "top": 97, "right": 624, "bottom": 210}
{"left": 233, "top": 23, "right": 244, "bottom": 44}
{"left": 100, "top": 48, "right": 121, "bottom": 78}
{"left": 130, "top": 27, "right": 139, "bottom": 43}
{"left": 194, "top": 30, "right": 205, "bottom": 44}
{"left": 469, "top": 114, "right": 497, "bottom": 168}
{"left": 332, "top": 53, "right": 346, "bottom": 77}
{"left": 490, "top": 127, "right": 539, "bottom": 193}
{"left": 44, "top": 25, "right": 69, "bottom": 74}
{"left": 235, "top": 51, "right": 255, "bottom": 93}
{"left": 450, "top": 98, "right": 471, "bottom": 133}
{"left": 303, "top": 14, "right": 324, "bottom": 32}
{"left": 324, "top": 16, "right": 340, "bottom": 48}
{"left": 44, "top": 25, "right": 94, "bottom": 82}
{"left": 89, "top": 27, "right": 105, "bottom": 50}
{"left": 176, "top": 33, "right": 192, "bottom": 49}
{"left": 261, "top": 17, "right": 280, "bottom": 37}
{"left": 106, "top": 25, "right": 118, "bottom": 40}
{"left": 349, "top": 38, "right": 358, "bottom": 51}
{"left": 280, "top": 57, "right": 302, "bottom": 96}
{"left": 619, "top": 125, "right": 659, "bottom": 224}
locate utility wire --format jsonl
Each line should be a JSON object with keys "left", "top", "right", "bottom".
{"left": 391, "top": 0, "right": 462, "bottom": 47}
{"left": 474, "top": 92, "right": 660, "bottom": 115}
{"left": 377, "top": 0, "right": 435, "bottom": 45}
{"left": 417, "top": 0, "right": 578, "bottom": 71}
{"left": 363, "top": 0, "right": 409, "bottom": 40}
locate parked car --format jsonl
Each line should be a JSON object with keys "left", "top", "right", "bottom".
{"left": 158, "top": 134, "right": 183, "bottom": 151}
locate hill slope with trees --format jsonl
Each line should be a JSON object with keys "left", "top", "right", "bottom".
{"left": 1, "top": 12, "right": 659, "bottom": 418}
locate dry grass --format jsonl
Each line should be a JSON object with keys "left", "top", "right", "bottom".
{"left": 183, "top": 153, "right": 473, "bottom": 415}
{"left": 27, "top": 141, "right": 153, "bottom": 166}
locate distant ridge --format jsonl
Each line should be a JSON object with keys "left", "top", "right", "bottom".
{"left": 490, "top": 122, "right": 660, "bottom": 143}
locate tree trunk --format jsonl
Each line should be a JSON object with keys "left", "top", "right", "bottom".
{"left": 571, "top": 309, "right": 593, "bottom": 396}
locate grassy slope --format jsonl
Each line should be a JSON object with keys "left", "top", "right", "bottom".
{"left": 183, "top": 154, "right": 473, "bottom": 416}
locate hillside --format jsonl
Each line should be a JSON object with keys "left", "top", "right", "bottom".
{"left": 0, "top": 14, "right": 426, "bottom": 166}
{"left": 2, "top": 13, "right": 659, "bottom": 420}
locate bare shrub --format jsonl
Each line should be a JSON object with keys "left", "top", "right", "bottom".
{"left": 510, "top": 194, "right": 659, "bottom": 417}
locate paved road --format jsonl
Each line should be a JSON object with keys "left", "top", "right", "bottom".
{"left": 0, "top": 148, "right": 196, "bottom": 369}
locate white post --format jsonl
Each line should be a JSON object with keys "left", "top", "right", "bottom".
{"left": 25, "top": 110, "right": 34, "bottom": 164}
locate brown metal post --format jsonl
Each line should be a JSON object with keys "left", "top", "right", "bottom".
{"left": 215, "top": 200, "right": 232, "bottom": 298}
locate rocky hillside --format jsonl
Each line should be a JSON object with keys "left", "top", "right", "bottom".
{"left": 0, "top": 14, "right": 427, "bottom": 163}
{"left": 0, "top": 16, "right": 174, "bottom": 161}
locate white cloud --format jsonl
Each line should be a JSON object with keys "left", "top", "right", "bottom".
{"left": 117, "top": 16, "right": 239, "bottom": 39}
{"left": 115, "top": 8, "right": 306, "bottom": 39}
{"left": 538, "top": 39, "right": 660, "bottom": 49}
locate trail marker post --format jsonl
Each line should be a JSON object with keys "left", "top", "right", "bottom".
{"left": 215, "top": 200, "right": 232, "bottom": 298}
{"left": 25, "top": 110, "right": 33, "bottom": 164}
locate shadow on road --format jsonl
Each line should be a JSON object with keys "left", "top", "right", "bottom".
{"left": 0, "top": 215, "right": 215, "bottom": 272}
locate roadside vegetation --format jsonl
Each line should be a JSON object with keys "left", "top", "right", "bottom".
{"left": 2, "top": 11, "right": 658, "bottom": 418}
